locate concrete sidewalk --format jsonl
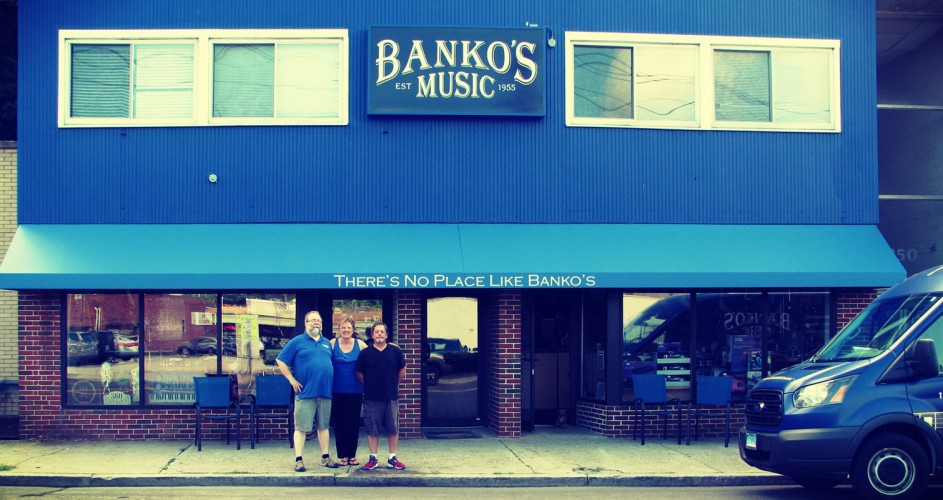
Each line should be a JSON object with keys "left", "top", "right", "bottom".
{"left": 0, "top": 427, "right": 791, "bottom": 488}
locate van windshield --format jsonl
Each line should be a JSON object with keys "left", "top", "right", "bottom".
{"left": 813, "top": 293, "right": 942, "bottom": 362}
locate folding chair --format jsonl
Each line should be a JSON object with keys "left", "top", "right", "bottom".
{"left": 687, "top": 375, "right": 734, "bottom": 447}
{"left": 632, "top": 374, "right": 685, "bottom": 445}
{"left": 193, "top": 376, "right": 241, "bottom": 451}
{"left": 250, "top": 374, "right": 294, "bottom": 449}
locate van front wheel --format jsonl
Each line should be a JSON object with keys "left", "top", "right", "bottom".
{"left": 852, "top": 434, "right": 928, "bottom": 499}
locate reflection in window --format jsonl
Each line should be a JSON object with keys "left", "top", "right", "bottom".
{"left": 426, "top": 297, "right": 479, "bottom": 423}
{"left": 714, "top": 50, "right": 770, "bottom": 122}
{"left": 143, "top": 294, "right": 218, "bottom": 404}
{"left": 567, "top": 32, "right": 839, "bottom": 131}
{"left": 222, "top": 294, "right": 296, "bottom": 399}
{"left": 573, "top": 44, "right": 696, "bottom": 122}
{"left": 693, "top": 292, "right": 829, "bottom": 398}
{"left": 213, "top": 43, "right": 341, "bottom": 119}
{"left": 574, "top": 46, "right": 633, "bottom": 119}
{"left": 715, "top": 49, "right": 832, "bottom": 124}
{"left": 65, "top": 293, "right": 140, "bottom": 406}
{"left": 621, "top": 293, "right": 690, "bottom": 402}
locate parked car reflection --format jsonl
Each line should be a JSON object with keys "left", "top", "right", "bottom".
{"left": 176, "top": 336, "right": 236, "bottom": 356}
{"left": 67, "top": 331, "right": 98, "bottom": 365}
{"left": 424, "top": 351, "right": 451, "bottom": 385}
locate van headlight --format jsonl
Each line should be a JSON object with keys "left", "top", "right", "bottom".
{"left": 793, "top": 376, "right": 857, "bottom": 409}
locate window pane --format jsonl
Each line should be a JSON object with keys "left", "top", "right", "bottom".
{"left": 144, "top": 294, "right": 218, "bottom": 405}
{"left": 277, "top": 44, "right": 340, "bottom": 118}
{"left": 71, "top": 44, "right": 130, "bottom": 118}
{"left": 772, "top": 50, "right": 831, "bottom": 124}
{"left": 621, "top": 293, "right": 691, "bottom": 402}
{"left": 714, "top": 50, "right": 770, "bottom": 122}
{"left": 65, "top": 293, "right": 140, "bottom": 406}
{"left": 222, "top": 294, "right": 296, "bottom": 398}
{"left": 574, "top": 46, "right": 633, "bottom": 119}
{"left": 133, "top": 44, "right": 195, "bottom": 119}
{"left": 691, "top": 292, "right": 829, "bottom": 399}
{"left": 213, "top": 44, "right": 275, "bottom": 117}
{"left": 426, "top": 297, "right": 479, "bottom": 422}
{"left": 635, "top": 45, "right": 696, "bottom": 121}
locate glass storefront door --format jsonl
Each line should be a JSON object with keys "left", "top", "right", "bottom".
{"left": 423, "top": 296, "right": 480, "bottom": 426}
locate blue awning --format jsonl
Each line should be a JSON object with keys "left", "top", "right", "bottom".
{"left": 0, "top": 224, "right": 905, "bottom": 290}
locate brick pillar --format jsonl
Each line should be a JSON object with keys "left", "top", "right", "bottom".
{"left": 488, "top": 290, "right": 521, "bottom": 438}
{"left": 19, "top": 292, "right": 62, "bottom": 439}
{"left": 835, "top": 289, "right": 881, "bottom": 331}
{"left": 394, "top": 290, "right": 422, "bottom": 439}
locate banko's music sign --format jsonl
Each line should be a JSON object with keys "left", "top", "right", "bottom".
{"left": 368, "top": 26, "right": 546, "bottom": 116}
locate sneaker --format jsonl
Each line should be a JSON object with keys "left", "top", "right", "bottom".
{"left": 294, "top": 459, "right": 306, "bottom": 472}
{"left": 387, "top": 456, "right": 406, "bottom": 470}
{"left": 321, "top": 456, "right": 339, "bottom": 468}
{"left": 363, "top": 456, "right": 379, "bottom": 470}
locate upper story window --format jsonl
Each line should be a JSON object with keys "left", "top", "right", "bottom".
{"left": 59, "top": 30, "right": 349, "bottom": 127}
{"left": 566, "top": 32, "right": 840, "bottom": 132}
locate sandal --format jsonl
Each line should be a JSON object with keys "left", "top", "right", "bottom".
{"left": 348, "top": 458, "right": 359, "bottom": 466}
{"left": 338, "top": 458, "right": 349, "bottom": 466}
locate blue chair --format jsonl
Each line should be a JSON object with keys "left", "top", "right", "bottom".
{"left": 193, "top": 376, "right": 241, "bottom": 451}
{"left": 632, "top": 374, "right": 684, "bottom": 445}
{"left": 249, "top": 374, "right": 294, "bottom": 449}
{"left": 687, "top": 375, "right": 734, "bottom": 447}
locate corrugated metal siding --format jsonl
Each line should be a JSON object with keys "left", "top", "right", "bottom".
{"left": 19, "top": 0, "right": 879, "bottom": 225}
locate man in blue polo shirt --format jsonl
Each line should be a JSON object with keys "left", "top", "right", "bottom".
{"left": 276, "top": 310, "right": 339, "bottom": 471}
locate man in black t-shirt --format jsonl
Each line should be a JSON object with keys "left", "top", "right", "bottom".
{"left": 356, "top": 321, "right": 406, "bottom": 470}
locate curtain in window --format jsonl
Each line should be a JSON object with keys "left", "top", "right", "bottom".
{"left": 71, "top": 44, "right": 131, "bottom": 118}
{"left": 772, "top": 50, "right": 831, "bottom": 124}
{"left": 635, "top": 45, "right": 696, "bottom": 122}
{"left": 213, "top": 44, "right": 275, "bottom": 117}
{"left": 574, "top": 46, "right": 633, "bottom": 119}
{"left": 277, "top": 44, "right": 340, "bottom": 118}
{"left": 714, "top": 50, "right": 771, "bottom": 122}
{"left": 133, "top": 44, "right": 195, "bottom": 119}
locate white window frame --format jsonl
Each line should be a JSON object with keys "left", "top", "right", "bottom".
{"left": 59, "top": 29, "right": 349, "bottom": 127}
{"left": 565, "top": 32, "right": 841, "bottom": 133}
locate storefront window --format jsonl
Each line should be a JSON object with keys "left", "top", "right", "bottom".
{"left": 143, "top": 294, "right": 218, "bottom": 404}
{"left": 692, "top": 292, "right": 829, "bottom": 397}
{"left": 221, "top": 294, "right": 296, "bottom": 399}
{"left": 621, "top": 292, "right": 830, "bottom": 403}
{"left": 580, "top": 291, "right": 608, "bottom": 400}
{"left": 64, "top": 292, "right": 301, "bottom": 407}
{"left": 65, "top": 293, "right": 140, "bottom": 406}
{"left": 621, "top": 293, "right": 690, "bottom": 402}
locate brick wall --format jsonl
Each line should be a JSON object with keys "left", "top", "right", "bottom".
{"left": 488, "top": 290, "right": 521, "bottom": 438}
{"left": 18, "top": 291, "right": 279, "bottom": 441}
{"left": 577, "top": 399, "right": 745, "bottom": 440}
{"left": 0, "top": 142, "right": 17, "bottom": 424}
{"left": 835, "top": 289, "right": 881, "bottom": 330}
{"left": 394, "top": 290, "right": 422, "bottom": 439}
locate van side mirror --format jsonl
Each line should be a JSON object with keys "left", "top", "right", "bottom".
{"left": 879, "top": 338, "right": 940, "bottom": 384}
{"left": 911, "top": 339, "right": 939, "bottom": 379}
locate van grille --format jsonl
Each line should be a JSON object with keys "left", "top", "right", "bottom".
{"left": 745, "top": 389, "right": 783, "bottom": 427}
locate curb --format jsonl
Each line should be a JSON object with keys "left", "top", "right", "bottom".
{"left": 0, "top": 473, "right": 795, "bottom": 488}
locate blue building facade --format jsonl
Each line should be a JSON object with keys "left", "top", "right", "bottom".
{"left": 0, "top": 0, "right": 905, "bottom": 440}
